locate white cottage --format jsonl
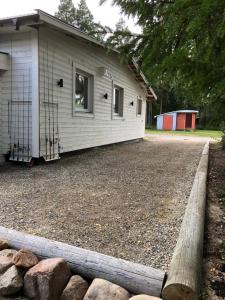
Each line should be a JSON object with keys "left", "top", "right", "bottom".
{"left": 0, "top": 10, "right": 156, "bottom": 163}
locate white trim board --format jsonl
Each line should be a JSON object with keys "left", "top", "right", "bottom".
{"left": 31, "top": 29, "right": 39, "bottom": 157}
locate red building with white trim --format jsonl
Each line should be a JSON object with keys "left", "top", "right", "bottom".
{"left": 155, "top": 110, "right": 198, "bottom": 131}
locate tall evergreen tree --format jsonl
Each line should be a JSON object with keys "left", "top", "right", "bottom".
{"left": 106, "top": 17, "right": 132, "bottom": 50}
{"left": 115, "top": 18, "right": 127, "bottom": 31}
{"left": 75, "top": 0, "right": 94, "bottom": 33}
{"left": 55, "top": 0, "right": 107, "bottom": 42}
{"left": 55, "top": 0, "right": 76, "bottom": 25}
{"left": 93, "top": 22, "right": 108, "bottom": 42}
{"left": 101, "top": 0, "right": 225, "bottom": 129}
{"left": 75, "top": 0, "right": 107, "bottom": 41}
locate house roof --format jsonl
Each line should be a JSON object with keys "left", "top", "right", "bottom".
{"left": 0, "top": 10, "right": 157, "bottom": 100}
{"left": 155, "top": 110, "right": 199, "bottom": 118}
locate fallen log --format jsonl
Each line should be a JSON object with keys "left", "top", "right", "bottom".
{"left": 0, "top": 226, "right": 165, "bottom": 297}
{"left": 162, "top": 142, "right": 209, "bottom": 300}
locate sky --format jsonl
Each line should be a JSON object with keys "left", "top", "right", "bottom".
{"left": 0, "top": 0, "right": 141, "bottom": 33}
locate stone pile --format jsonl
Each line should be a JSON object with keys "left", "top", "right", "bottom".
{"left": 0, "top": 238, "right": 162, "bottom": 300}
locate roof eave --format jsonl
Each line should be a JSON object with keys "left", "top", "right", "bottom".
{"left": 129, "top": 59, "right": 157, "bottom": 100}
{"left": 0, "top": 10, "right": 157, "bottom": 100}
{"left": 0, "top": 13, "right": 40, "bottom": 30}
{"left": 37, "top": 10, "right": 109, "bottom": 50}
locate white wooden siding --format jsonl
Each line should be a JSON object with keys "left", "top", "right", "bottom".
{"left": 0, "top": 31, "right": 33, "bottom": 159}
{"left": 39, "top": 28, "right": 146, "bottom": 156}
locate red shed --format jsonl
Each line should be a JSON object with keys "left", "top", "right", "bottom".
{"left": 156, "top": 110, "right": 198, "bottom": 131}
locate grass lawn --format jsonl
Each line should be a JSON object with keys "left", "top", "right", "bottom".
{"left": 145, "top": 129, "right": 223, "bottom": 139}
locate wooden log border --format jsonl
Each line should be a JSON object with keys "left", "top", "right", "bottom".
{"left": 0, "top": 226, "right": 165, "bottom": 297}
{"left": 162, "top": 141, "right": 209, "bottom": 300}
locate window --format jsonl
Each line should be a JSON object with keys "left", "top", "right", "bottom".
{"left": 113, "top": 85, "right": 124, "bottom": 117}
{"left": 137, "top": 98, "right": 142, "bottom": 115}
{"left": 75, "top": 69, "right": 93, "bottom": 113}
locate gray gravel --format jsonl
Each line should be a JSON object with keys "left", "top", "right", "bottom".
{"left": 0, "top": 137, "right": 204, "bottom": 271}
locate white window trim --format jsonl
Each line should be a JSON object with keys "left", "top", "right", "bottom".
{"left": 73, "top": 62, "right": 95, "bottom": 117}
{"left": 75, "top": 69, "right": 92, "bottom": 113}
{"left": 112, "top": 82, "right": 124, "bottom": 119}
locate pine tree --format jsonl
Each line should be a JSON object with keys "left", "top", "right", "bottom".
{"left": 105, "top": 17, "right": 132, "bottom": 51}
{"left": 75, "top": 0, "right": 94, "bottom": 33}
{"left": 115, "top": 18, "right": 127, "bottom": 32}
{"left": 93, "top": 22, "right": 108, "bottom": 42}
{"left": 75, "top": 0, "right": 107, "bottom": 41}
{"left": 55, "top": 0, "right": 76, "bottom": 25}
{"left": 114, "top": 17, "right": 131, "bottom": 47}
{"left": 55, "top": 0, "right": 107, "bottom": 42}
{"left": 101, "top": 0, "right": 225, "bottom": 129}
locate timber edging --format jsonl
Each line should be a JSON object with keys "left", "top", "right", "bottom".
{"left": 0, "top": 225, "right": 165, "bottom": 297}
{"left": 162, "top": 141, "right": 209, "bottom": 300}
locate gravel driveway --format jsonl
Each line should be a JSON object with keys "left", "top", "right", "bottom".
{"left": 0, "top": 137, "right": 204, "bottom": 270}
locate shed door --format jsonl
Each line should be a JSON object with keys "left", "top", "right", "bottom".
{"left": 185, "top": 113, "right": 192, "bottom": 129}
{"left": 176, "top": 113, "right": 186, "bottom": 130}
{"left": 163, "top": 115, "right": 173, "bottom": 130}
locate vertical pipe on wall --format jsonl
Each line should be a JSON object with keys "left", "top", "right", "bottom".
{"left": 10, "top": 40, "right": 13, "bottom": 158}
{"left": 31, "top": 30, "right": 39, "bottom": 158}
{"left": 51, "top": 51, "right": 55, "bottom": 158}
{"left": 22, "top": 73, "right": 25, "bottom": 161}
{"left": 28, "top": 68, "right": 30, "bottom": 161}
{"left": 43, "top": 46, "right": 47, "bottom": 160}
{"left": 47, "top": 43, "right": 51, "bottom": 160}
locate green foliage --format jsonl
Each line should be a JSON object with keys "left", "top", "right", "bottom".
{"left": 75, "top": 0, "right": 107, "bottom": 41}
{"left": 55, "top": 0, "right": 76, "bottom": 25}
{"left": 55, "top": 0, "right": 107, "bottom": 41}
{"left": 106, "top": 17, "right": 133, "bottom": 50}
{"left": 75, "top": 0, "right": 94, "bottom": 32}
{"left": 101, "top": 0, "right": 225, "bottom": 128}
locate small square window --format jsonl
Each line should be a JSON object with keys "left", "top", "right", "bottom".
{"left": 113, "top": 85, "right": 124, "bottom": 117}
{"left": 75, "top": 69, "right": 93, "bottom": 113}
{"left": 137, "top": 98, "right": 142, "bottom": 115}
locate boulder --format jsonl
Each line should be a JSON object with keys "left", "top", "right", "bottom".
{"left": 60, "top": 275, "right": 89, "bottom": 300}
{"left": 0, "top": 249, "right": 17, "bottom": 274}
{"left": 0, "top": 265, "right": 23, "bottom": 296}
{"left": 83, "top": 278, "right": 130, "bottom": 300}
{"left": 0, "top": 238, "right": 9, "bottom": 251}
{"left": 24, "top": 258, "right": 71, "bottom": 300}
{"left": 12, "top": 249, "right": 39, "bottom": 268}
{"left": 129, "top": 296, "right": 162, "bottom": 300}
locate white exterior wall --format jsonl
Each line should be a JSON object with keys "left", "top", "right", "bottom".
{"left": 0, "top": 68, "right": 3, "bottom": 160}
{"left": 0, "top": 30, "right": 36, "bottom": 160}
{"left": 39, "top": 28, "right": 146, "bottom": 156}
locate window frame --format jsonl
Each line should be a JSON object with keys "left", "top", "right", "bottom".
{"left": 112, "top": 84, "right": 124, "bottom": 118}
{"left": 137, "top": 98, "right": 143, "bottom": 116}
{"left": 73, "top": 63, "right": 95, "bottom": 116}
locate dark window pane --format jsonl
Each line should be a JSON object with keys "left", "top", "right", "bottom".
{"left": 75, "top": 73, "right": 88, "bottom": 110}
{"left": 114, "top": 88, "right": 120, "bottom": 114}
{"left": 138, "top": 99, "right": 142, "bottom": 114}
